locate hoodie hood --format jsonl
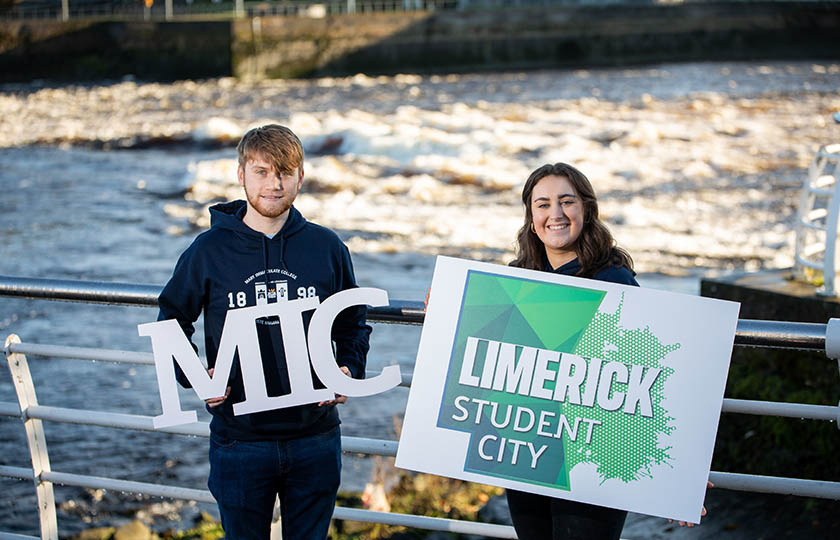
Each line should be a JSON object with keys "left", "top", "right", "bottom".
{"left": 209, "top": 200, "right": 307, "bottom": 239}
{"left": 208, "top": 200, "right": 307, "bottom": 271}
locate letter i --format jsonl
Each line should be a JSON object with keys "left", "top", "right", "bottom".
{"left": 497, "top": 437, "right": 507, "bottom": 462}
{"left": 480, "top": 340, "right": 499, "bottom": 389}
{"left": 582, "top": 357, "right": 602, "bottom": 407}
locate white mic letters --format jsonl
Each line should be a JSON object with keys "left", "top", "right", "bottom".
{"left": 138, "top": 287, "right": 398, "bottom": 429}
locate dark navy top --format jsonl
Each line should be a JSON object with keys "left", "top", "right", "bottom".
{"left": 547, "top": 258, "right": 639, "bottom": 286}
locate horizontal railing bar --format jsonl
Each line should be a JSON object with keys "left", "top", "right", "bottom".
{"left": 0, "top": 532, "right": 40, "bottom": 540}
{"left": 794, "top": 258, "right": 825, "bottom": 271}
{"left": 369, "top": 301, "right": 425, "bottom": 325}
{"left": 0, "top": 275, "right": 424, "bottom": 324}
{"left": 4, "top": 465, "right": 838, "bottom": 519}
{"left": 817, "top": 145, "right": 840, "bottom": 159}
{"left": 0, "top": 465, "right": 32, "bottom": 480}
{"left": 7, "top": 468, "right": 515, "bottom": 538}
{"left": 709, "top": 471, "right": 840, "bottom": 500}
{"left": 798, "top": 220, "right": 826, "bottom": 232}
{"left": 722, "top": 398, "right": 839, "bottom": 421}
{"left": 3, "top": 397, "right": 835, "bottom": 437}
{"left": 343, "top": 436, "right": 398, "bottom": 457}
{"left": 807, "top": 188, "right": 834, "bottom": 197}
{"left": 0, "top": 404, "right": 399, "bottom": 456}
{"left": 734, "top": 319, "right": 826, "bottom": 351}
{"left": 4, "top": 341, "right": 413, "bottom": 387}
{"left": 6, "top": 342, "right": 154, "bottom": 365}
{"left": 1, "top": 276, "right": 836, "bottom": 346}
{"left": 332, "top": 506, "right": 518, "bottom": 538}
{"left": 6, "top": 333, "right": 831, "bottom": 377}
{"left": 0, "top": 402, "right": 20, "bottom": 417}
{"left": 16, "top": 405, "right": 209, "bottom": 437}
{"left": 0, "top": 276, "right": 160, "bottom": 306}
{"left": 41, "top": 471, "right": 215, "bottom": 503}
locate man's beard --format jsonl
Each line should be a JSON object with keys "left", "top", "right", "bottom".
{"left": 244, "top": 186, "right": 292, "bottom": 218}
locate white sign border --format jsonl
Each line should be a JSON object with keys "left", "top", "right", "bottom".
{"left": 396, "top": 256, "right": 740, "bottom": 524}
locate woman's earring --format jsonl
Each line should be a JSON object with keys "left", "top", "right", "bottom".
{"left": 530, "top": 223, "right": 535, "bottom": 234}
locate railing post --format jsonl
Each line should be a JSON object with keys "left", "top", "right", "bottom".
{"left": 828, "top": 318, "right": 840, "bottom": 431}
{"left": 61, "top": 0, "right": 69, "bottom": 21}
{"left": 5, "top": 334, "right": 58, "bottom": 540}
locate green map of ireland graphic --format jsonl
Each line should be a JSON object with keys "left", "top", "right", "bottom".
{"left": 437, "top": 271, "right": 679, "bottom": 490}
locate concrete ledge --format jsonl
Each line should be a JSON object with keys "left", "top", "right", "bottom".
{"left": 701, "top": 269, "right": 840, "bottom": 323}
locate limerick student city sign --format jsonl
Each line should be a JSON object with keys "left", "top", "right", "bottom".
{"left": 138, "top": 288, "right": 402, "bottom": 429}
{"left": 395, "top": 256, "right": 740, "bottom": 524}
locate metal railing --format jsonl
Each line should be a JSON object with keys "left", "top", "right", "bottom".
{"left": 5, "top": 0, "right": 840, "bottom": 22}
{"left": 793, "top": 143, "right": 840, "bottom": 296}
{"left": 0, "top": 0, "right": 459, "bottom": 21}
{"left": 2, "top": 275, "right": 840, "bottom": 539}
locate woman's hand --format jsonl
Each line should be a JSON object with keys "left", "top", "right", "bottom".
{"left": 670, "top": 481, "right": 713, "bottom": 527}
{"left": 204, "top": 367, "right": 231, "bottom": 408}
{"left": 318, "top": 366, "right": 351, "bottom": 406}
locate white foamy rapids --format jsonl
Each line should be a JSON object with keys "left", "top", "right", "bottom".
{"left": 168, "top": 91, "right": 823, "bottom": 274}
{"left": 6, "top": 62, "right": 838, "bottom": 273}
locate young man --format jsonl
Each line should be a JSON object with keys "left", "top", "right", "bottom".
{"left": 158, "top": 124, "right": 371, "bottom": 539}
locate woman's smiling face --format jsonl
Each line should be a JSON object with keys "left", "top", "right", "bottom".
{"left": 530, "top": 174, "right": 584, "bottom": 268}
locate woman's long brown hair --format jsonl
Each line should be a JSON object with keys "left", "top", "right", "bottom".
{"left": 510, "top": 163, "right": 633, "bottom": 277}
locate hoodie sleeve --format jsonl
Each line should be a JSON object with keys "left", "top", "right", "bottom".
{"left": 157, "top": 243, "right": 206, "bottom": 389}
{"left": 331, "top": 244, "right": 372, "bottom": 380}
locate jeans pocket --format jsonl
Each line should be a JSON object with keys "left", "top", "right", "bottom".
{"left": 209, "top": 432, "right": 238, "bottom": 449}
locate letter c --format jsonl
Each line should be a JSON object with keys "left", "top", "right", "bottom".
{"left": 307, "top": 287, "right": 402, "bottom": 396}
{"left": 478, "top": 434, "right": 497, "bottom": 461}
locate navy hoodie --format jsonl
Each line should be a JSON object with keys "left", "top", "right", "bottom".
{"left": 158, "top": 200, "right": 371, "bottom": 441}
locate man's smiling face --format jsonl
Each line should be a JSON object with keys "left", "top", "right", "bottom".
{"left": 238, "top": 153, "right": 304, "bottom": 220}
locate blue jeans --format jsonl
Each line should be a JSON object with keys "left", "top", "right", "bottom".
{"left": 208, "top": 426, "right": 342, "bottom": 540}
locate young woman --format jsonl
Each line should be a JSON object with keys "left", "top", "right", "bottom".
{"left": 506, "top": 162, "right": 636, "bottom": 539}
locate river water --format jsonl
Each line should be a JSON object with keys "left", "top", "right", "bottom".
{"left": 0, "top": 61, "right": 838, "bottom": 537}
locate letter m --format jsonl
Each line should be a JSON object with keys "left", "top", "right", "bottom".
{"left": 138, "top": 297, "right": 324, "bottom": 429}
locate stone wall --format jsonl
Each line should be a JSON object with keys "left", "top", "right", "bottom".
{"left": 1, "top": 2, "right": 838, "bottom": 82}
{"left": 233, "top": 2, "right": 840, "bottom": 78}
{"left": 0, "top": 21, "right": 231, "bottom": 82}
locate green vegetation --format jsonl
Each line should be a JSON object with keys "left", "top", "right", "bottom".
{"left": 331, "top": 471, "right": 504, "bottom": 540}
{"left": 714, "top": 347, "right": 840, "bottom": 481}
{"left": 711, "top": 347, "right": 840, "bottom": 529}
{"left": 164, "top": 512, "right": 224, "bottom": 540}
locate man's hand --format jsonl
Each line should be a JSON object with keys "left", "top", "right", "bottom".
{"left": 318, "top": 366, "right": 351, "bottom": 406}
{"left": 205, "top": 368, "right": 231, "bottom": 408}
